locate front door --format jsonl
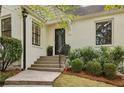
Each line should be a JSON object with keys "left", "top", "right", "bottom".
{"left": 55, "top": 28, "right": 65, "bottom": 55}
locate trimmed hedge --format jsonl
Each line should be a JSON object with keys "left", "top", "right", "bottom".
{"left": 71, "top": 58, "right": 83, "bottom": 73}
{"left": 103, "top": 63, "right": 117, "bottom": 79}
{"left": 86, "top": 61, "right": 102, "bottom": 76}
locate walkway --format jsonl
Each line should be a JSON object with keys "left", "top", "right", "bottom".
{"left": 4, "top": 70, "right": 61, "bottom": 87}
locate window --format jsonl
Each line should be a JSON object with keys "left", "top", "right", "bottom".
{"left": 1, "top": 17, "right": 11, "bottom": 37}
{"left": 96, "top": 20, "right": 112, "bottom": 45}
{"left": 32, "top": 22, "right": 41, "bottom": 46}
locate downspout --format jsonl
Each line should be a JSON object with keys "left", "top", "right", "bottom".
{"left": 22, "top": 9, "right": 28, "bottom": 70}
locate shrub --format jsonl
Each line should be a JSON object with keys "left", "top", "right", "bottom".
{"left": 0, "top": 37, "right": 22, "bottom": 72}
{"left": 103, "top": 63, "right": 117, "bottom": 79}
{"left": 85, "top": 61, "right": 102, "bottom": 76}
{"left": 80, "top": 47, "right": 98, "bottom": 63}
{"left": 61, "top": 44, "right": 71, "bottom": 56}
{"left": 69, "top": 49, "right": 82, "bottom": 61}
{"left": 47, "top": 46, "right": 53, "bottom": 56}
{"left": 97, "top": 46, "right": 111, "bottom": 70}
{"left": 71, "top": 58, "right": 83, "bottom": 73}
{"left": 110, "top": 46, "right": 124, "bottom": 65}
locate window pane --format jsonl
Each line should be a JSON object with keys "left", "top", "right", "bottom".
{"left": 96, "top": 20, "right": 112, "bottom": 45}
{"left": 1, "top": 17, "right": 11, "bottom": 37}
{"left": 32, "top": 21, "right": 41, "bottom": 46}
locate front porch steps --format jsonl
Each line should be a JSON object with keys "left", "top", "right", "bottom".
{"left": 28, "top": 67, "right": 64, "bottom": 72}
{"left": 28, "top": 55, "right": 66, "bottom": 72}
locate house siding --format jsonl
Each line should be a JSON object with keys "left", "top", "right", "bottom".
{"left": 0, "top": 5, "right": 47, "bottom": 69}
{"left": 69, "top": 12, "right": 124, "bottom": 49}
{"left": 46, "top": 12, "right": 124, "bottom": 51}
{"left": 26, "top": 15, "right": 47, "bottom": 68}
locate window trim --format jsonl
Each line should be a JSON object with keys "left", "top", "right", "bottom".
{"left": 0, "top": 14, "right": 12, "bottom": 37}
{"left": 1, "top": 17, "right": 12, "bottom": 37}
{"left": 32, "top": 21, "right": 41, "bottom": 46}
{"left": 95, "top": 18, "right": 114, "bottom": 46}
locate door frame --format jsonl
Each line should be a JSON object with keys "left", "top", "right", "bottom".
{"left": 54, "top": 28, "right": 65, "bottom": 55}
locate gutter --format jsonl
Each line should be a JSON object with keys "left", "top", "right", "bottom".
{"left": 22, "top": 9, "right": 28, "bottom": 70}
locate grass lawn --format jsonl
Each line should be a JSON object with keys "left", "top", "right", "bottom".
{"left": 53, "top": 74, "right": 115, "bottom": 87}
{"left": 0, "top": 70, "right": 20, "bottom": 86}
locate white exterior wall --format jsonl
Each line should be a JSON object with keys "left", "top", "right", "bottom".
{"left": 47, "top": 12, "right": 124, "bottom": 50}
{"left": 26, "top": 15, "right": 47, "bottom": 68}
{"left": 0, "top": 5, "right": 47, "bottom": 68}
{"left": 69, "top": 13, "right": 124, "bottom": 49}
{"left": 0, "top": 5, "right": 23, "bottom": 67}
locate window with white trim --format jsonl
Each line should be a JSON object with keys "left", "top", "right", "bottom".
{"left": 96, "top": 20, "right": 112, "bottom": 45}
{"left": 1, "top": 17, "right": 11, "bottom": 37}
{"left": 32, "top": 21, "right": 41, "bottom": 46}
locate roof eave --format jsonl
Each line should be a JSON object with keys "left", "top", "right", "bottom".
{"left": 46, "top": 9, "right": 124, "bottom": 25}
{"left": 21, "top": 5, "right": 46, "bottom": 23}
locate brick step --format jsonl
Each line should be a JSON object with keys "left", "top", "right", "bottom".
{"left": 28, "top": 67, "right": 64, "bottom": 72}
{"left": 34, "top": 61, "right": 64, "bottom": 64}
{"left": 31, "top": 64, "right": 64, "bottom": 68}
{"left": 5, "top": 80, "right": 52, "bottom": 85}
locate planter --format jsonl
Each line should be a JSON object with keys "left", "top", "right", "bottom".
{"left": 47, "top": 46, "right": 53, "bottom": 56}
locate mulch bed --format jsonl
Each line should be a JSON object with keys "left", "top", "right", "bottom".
{"left": 63, "top": 70, "right": 124, "bottom": 87}
{"left": 0, "top": 69, "right": 21, "bottom": 86}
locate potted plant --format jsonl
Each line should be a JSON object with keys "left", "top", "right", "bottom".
{"left": 61, "top": 44, "right": 71, "bottom": 56}
{"left": 47, "top": 46, "right": 53, "bottom": 56}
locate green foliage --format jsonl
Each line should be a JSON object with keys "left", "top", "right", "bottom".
{"left": 110, "top": 46, "right": 124, "bottom": 65}
{"left": 0, "top": 37, "right": 22, "bottom": 71}
{"left": 71, "top": 58, "right": 83, "bottom": 73}
{"left": 69, "top": 47, "right": 98, "bottom": 63}
{"left": 86, "top": 61, "right": 102, "bottom": 76}
{"left": 97, "top": 46, "right": 111, "bottom": 70}
{"left": 104, "top": 5, "right": 123, "bottom": 11}
{"left": 29, "top": 5, "right": 79, "bottom": 29}
{"left": 69, "top": 48, "right": 82, "bottom": 61}
{"left": 47, "top": 46, "right": 53, "bottom": 56}
{"left": 103, "top": 63, "right": 117, "bottom": 79}
{"left": 80, "top": 47, "right": 98, "bottom": 63}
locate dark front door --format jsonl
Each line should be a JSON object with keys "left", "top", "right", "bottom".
{"left": 55, "top": 28, "right": 65, "bottom": 55}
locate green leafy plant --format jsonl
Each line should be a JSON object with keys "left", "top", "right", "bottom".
{"left": 103, "top": 63, "right": 117, "bottom": 79}
{"left": 110, "top": 46, "right": 124, "bottom": 65}
{"left": 69, "top": 49, "right": 82, "bottom": 61}
{"left": 71, "top": 58, "right": 83, "bottom": 73}
{"left": 47, "top": 46, "right": 53, "bottom": 56}
{"left": 0, "top": 37, "right": 22, "bottom": 72}
{"left": 80, "top": 47, "right": 98, "bottom": 63}
{"left": 97, "top": 46, "right": 111, "bottom": 70}
{"left": 61, "top": 44, "right": 71, "bottom": 56}
{"left": 86, "top": 61, "right": 102, "bottom": 76}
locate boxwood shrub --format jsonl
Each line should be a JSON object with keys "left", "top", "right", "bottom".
{"left": 71, "top": 58, "right": 83, "bottom": 73}
{"left": 103, "top": 63, "right": 117, "bottom": 79}
{"left": 86, "top": 61, "right": 102, "bottom": 76}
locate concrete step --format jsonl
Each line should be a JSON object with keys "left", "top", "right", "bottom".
{"left": 4, "top": 85, "right": 52, "bottom": 87}
{"left": 28, "top": 67, "right": 64, "bottom": 72}
{"left": 38, "top": 56, "right": 66, "bottom": 61}
{"left": 37, "top": 58, "right": 65, "bottom": 62}
{"left": 34, "top": 61, "right": 64, "bottom": 64}
{"left": 5, "top": 80, "right": 52, "bottom": 85}
{"left": 40, "top": 55, "right": 65, "bottom": 58}
{"left": 31, "top": 64, "right": 64, "bottom": 68}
